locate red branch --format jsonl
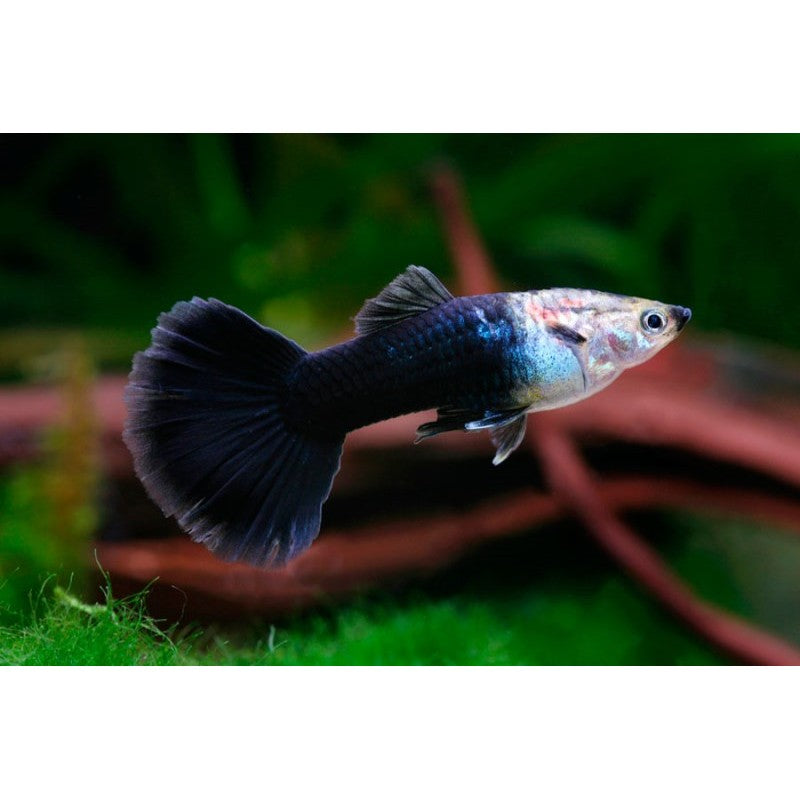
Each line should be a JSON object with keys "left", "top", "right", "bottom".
{"left": 97, "top": 474, "right": 800, "bottom": 621}
{"left": 533, "top": 425, "right": 800, "bottom": 665}
{"left": 430, "top": 166, "right": 501, "bottom": 296}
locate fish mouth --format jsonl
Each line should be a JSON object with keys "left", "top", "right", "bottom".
{"left": 671, "top": 306, "right": 692, "bottom": 332}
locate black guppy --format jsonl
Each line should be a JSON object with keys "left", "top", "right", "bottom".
{"left": 124, "top": 266, "right": 691, "bottom": 567}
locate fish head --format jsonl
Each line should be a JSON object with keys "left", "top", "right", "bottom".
{"left": 589, "top": 292, "right": 691, "bottom": 368}
{"left": 532, "top": 288, "right": 692, "bottom": 393}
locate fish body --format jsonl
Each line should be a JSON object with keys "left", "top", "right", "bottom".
{"left": 286, "top": 293, "right": 565, "bottom": 437}
{"left": 124, "top": 266, "right": 691, "bottom": 566}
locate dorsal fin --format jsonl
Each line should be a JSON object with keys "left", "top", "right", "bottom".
{"left": 354, "top": 265, "right": 454, "bottom": 334}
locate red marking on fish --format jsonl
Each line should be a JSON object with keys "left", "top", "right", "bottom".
{"left": 526, "top": 297, "right": 558, "bottom": 324}
{"left": 558, "top": 297, "right": 586, "bottom": 309}
{"left": 608, "top": 331, "right": 630, "bottom": 355}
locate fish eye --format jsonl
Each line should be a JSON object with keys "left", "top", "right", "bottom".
{"left": 641, "top": 310, "right": 667, "bottom": 333}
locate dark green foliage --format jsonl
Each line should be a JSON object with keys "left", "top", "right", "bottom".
{"left": 2, "top": 134, "right": 800, "bottom": 357}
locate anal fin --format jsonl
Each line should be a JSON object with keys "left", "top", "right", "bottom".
{"left": 414, "top": 405, "right": 529, "bottom": 465}
{"left": 414, "top": 407, "right": 478, "bottom": 442}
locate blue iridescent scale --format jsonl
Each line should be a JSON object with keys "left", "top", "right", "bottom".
{"left": 285, "top": 294, "right": 535, "bottom": 437}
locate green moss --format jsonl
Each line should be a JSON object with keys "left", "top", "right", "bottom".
{"left": 234, "top": 582, "right": 723, "bottom": 666}
{"left": 0, "top": 582, "right": 182, "bottom": 666}
{"left": 0, "top": 574, "right": 726, "bottom": 666}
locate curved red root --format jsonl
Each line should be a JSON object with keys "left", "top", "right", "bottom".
{"left": 533, "top": 424, "right": 800, "bottom": 666}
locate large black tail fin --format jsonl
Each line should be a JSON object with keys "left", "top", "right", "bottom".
{"left": 123, "top": 298, "right": 344, "bottom": 567}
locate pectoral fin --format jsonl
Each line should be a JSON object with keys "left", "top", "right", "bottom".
{"left": 547, "top": 322, "right": 587, "bottom": 346}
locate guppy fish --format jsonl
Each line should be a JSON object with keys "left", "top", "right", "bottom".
{"left": 124, "top": 266, "right": 691, "bottom": 567}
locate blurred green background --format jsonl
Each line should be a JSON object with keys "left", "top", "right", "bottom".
{"left": 5, "top": 133, "right": 800, "bottom": 355}
{"left": 1, "top": 133, "right": 799, "bottom": 664}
